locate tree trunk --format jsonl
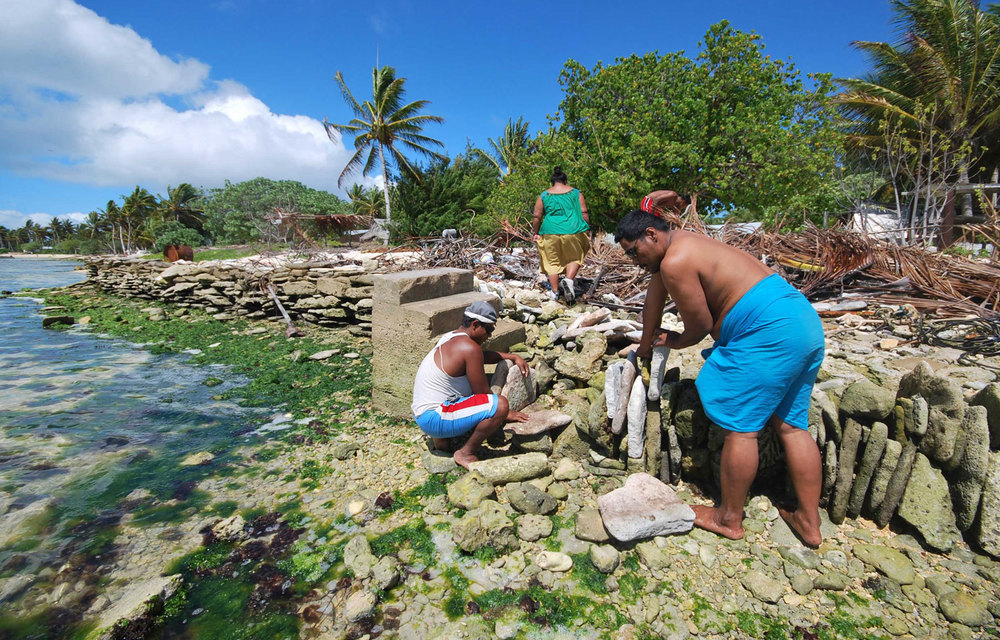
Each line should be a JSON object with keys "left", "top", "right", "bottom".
{"left": 379, "top": 143, "right": 391, "bottom": 246}
{"left": 959, "top": 163, "right": 973, "bottom": 217}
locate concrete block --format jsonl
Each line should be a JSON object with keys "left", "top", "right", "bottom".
{"left": 373, "top": 268, "right": 473, "bottom": 305}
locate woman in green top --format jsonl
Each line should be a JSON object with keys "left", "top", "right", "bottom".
{"left": 531, "top": 166, "right": 590, "bottom": 304}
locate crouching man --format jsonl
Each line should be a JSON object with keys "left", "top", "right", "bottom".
{"left": 411, "top": 301, "right": 530, "bottom": 469}
{"left": 617, "top": 199, "right": 826, "bottom": 547}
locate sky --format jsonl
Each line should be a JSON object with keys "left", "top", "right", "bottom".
{"left": 0, "top": 0, "right": 895, "bottom": 231}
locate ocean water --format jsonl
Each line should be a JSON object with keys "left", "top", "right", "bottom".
{"left": 0, "top": 259, "right": 268, "bottom": 629}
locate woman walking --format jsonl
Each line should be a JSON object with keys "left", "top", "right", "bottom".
{"left": 531, "top": 167, "right": 590, "bottom": 304}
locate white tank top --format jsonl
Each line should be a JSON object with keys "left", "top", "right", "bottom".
{"left": 411, "top": 331, "right": 474, "bottom": 416}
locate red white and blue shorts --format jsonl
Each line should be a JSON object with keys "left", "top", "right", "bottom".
{"left": 414, "top": 394, "right": 499, "bottom": 438}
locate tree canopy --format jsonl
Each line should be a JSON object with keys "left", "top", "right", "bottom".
{"left": 485, "top": 21, "right": 842, "bottom": 231}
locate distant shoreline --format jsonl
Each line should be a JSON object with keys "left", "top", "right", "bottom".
{"left": 2, "top": 253, "right": 82, "bottom": 260}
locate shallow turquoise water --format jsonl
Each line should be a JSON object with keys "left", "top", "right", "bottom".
{"left": 0, "top": 259, "right": 269, "bottom": 626}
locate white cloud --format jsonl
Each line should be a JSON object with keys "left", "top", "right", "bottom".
{"left": 0, "top": 0, "right": 370, "bottom": 227}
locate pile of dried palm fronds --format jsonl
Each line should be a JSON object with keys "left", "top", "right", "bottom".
{"left": 381, "top": 216, "right": 999, "bottom": 319}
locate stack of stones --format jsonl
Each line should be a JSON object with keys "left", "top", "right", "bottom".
{"left": 82, "top": 256, "right": 375, "bottom": 334}
{"left": 515, "top": 316, "right": 1000, "bottom": 558}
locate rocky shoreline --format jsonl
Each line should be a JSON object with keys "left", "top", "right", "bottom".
{"left": 3, "top": 260, "right": 1000, "bottom": 639}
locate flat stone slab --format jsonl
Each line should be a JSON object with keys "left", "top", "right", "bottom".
{"left": 597, "top": 472, "right": 694, "bottom": 541}
{"left": 504, "top": 410, "right": 572, "bottom": 435}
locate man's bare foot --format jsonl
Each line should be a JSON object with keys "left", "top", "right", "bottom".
{"left": 431, "top": 437, "right": 451, "bottom": 452}
{"left": 778, "top": 506, "right": 822, "bottom": 548}
{"left": 453, "top": 450, "right": 478, "bottom": 470}
{"left": 691, "top": 504, "right": 745, "bottom": 540}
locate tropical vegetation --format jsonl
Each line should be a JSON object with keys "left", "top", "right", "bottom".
{"left": 836, "top": 0, "right": 1000, "bottom": 238}
{"left": 324, "top": 65, "right": 446, "bottom": 230}
{"left": 1, "top": 179, "right": 352, "bottom": 255}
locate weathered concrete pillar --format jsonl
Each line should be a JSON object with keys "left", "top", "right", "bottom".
{"left": 372, "top": 268, "right": 525, "bottom": 418}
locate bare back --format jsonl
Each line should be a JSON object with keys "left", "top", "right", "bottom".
{"left": 660, "top": 231, "right": 773, "bottom": 339}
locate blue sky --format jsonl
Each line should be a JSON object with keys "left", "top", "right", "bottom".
{"left": 0, "top": 0, "right": 894, "bottom": 230}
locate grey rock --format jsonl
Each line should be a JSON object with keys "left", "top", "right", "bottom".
{"left": 468, "top": 452, "right": 549, "bottom": 485}
{"left": 451, "top": 500, "right": 518, "bottom": 554}
{"left": 821, "top": 441, "right": 837, "bottom": 507}
{"left": 511, "top": 432, "right": 553, "bottom": 454}
{"left": 42, "top": 315, "right": 74, "bottom": 328}
{"left": 552, "top": 423, "right": 592, "bottom": 461}
{"left": 421, "top": 448, "right": 458, "bottom": 474}
{"left": 867, "top": 439, "right": 902, "bottom": 514}
{"left": 447, "top": 471, "right": 495, "bottom": 509}
{"left": 344, "top": 535, "right": 376, "bottom": 579}
{"left": 938, "top": 591, "right": 992, "bottom": 627}
{"left": 597, "top": 473, "right": 694, "bottom": 541}
{"left": 951, "top": 406, "right": 990, "bottom": 531}
{"left": 535, "top": 551, "right": 572, "bottom": 572}
{"left": 575, "top": 508, "right": 611, "bottom": 542}
{"left": 848, "top": 421, "right": 888, "bottom": 518}
{"left": 791, "top": 573, "right": 813, "bottom": 595}
{"left": 853, "top": 544, "right": 914, "bottom": 585}
{"left": 611, "top": 355, "right": 637, "bottom": 435}
{"left": 345, "top": 590, "right": 377, "bottom": 622}
{"left": 739, "top": 571, "right": 784, "bottom": 604}
{"left": 777, "top": 545, "right": 820, "bottom": 570}
{"left": 604, "top": 362, "right": 623, "bottom": 421}
{"left": 589, "top": 544, "right": 620, "bottom": 573}
{"left": 839, "top": 378, "right": 895, "bottom": 422}
{"left": 210, "top": 514, "right": 246, "bottom": 542}
{"left": 813, "top": 571, "right": 849, "bottom": 591}
{"left": 647, "top": 347, "right": 670, "bottom": 401}
{"left": 506, "top": 482, "right": 557, "bottom": 515}
{"left": 661, "top": 383, "right": 682, "bottom": 484}
{"left": 331, "top": 441, "right": 361, "bottom": 460}
{"left": 554, "top": 331, "right": 607, "bottom": 382}
{"left": 626, "top": 377, "right": 647, "bottom": 458}
{"left": 875, "top": 442, "right": 918, "bottom": 528}
{"left": 635, "top": 541, "right": 670, "bottom": 570}
{"left": 898, "top": 453, "right": 960, "bottom": 552}
{"left": 96, "top": 574, "right": 183, "bottom": 633}
{"left": 500, "top": 363, "right": 538, "bottom": 412}
{"left": 976, "top": 452, "right": 1000, "bottom": 558}
{"left": 0, "top": 575, "right": 35, "bottom": 604}
{"left": 516, "top": 514, "right": 553, "bottom": 541}
{"left": 898, "top": 362, "right": 965, "bottom": 463}
{"left": 371, "top": 556, "right": 401, "bottom": 591}
{"left": 970, "top": 382, "right": 1000, "bottom": 448}
{"left": 644, "top": 403, "right": 662, "bottom": 475}
{"left": 553, "top": 458, "right": 580, "bottom": 481}
{"left": 830, "top": 419, "right": 863, "bottom": 524}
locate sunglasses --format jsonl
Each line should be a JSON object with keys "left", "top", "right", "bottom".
{"left": 482, "top": 322, "right": 495, "bottom": 335}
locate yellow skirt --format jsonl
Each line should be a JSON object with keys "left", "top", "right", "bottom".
{"left": 537, "top": 232, "right": 590, "bottom": 275}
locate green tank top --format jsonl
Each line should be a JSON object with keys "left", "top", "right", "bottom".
{"left": 539, "top": 189, "right": 590, "bottom": 235}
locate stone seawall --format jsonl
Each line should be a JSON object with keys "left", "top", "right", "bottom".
{"left": 82, "top": 256, "right": 375, "bottom": 335}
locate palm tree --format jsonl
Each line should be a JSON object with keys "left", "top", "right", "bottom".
{"left": 121, "top": 187, "right": 156, "bottom": 252}
{"left": 473, "top": 117, "right": 533, "bottom": 177}
{"left": 157, "top": 183, "right": 206, "bottom": 230}
{"left": 837, "top": 0, "right": 1000, "bottom": 220}
{"left": 346, "top": 184, "right": 385, "bottom": 218}
{"left": 324, "top": 65, "right": 446, "bottom": 237}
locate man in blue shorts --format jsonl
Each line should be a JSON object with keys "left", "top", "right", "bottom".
{"left": 616, "top": 198, "right": 826, "bottom": 547}
{"left": 412, "top": 301, "right": 530, "bottom": 469}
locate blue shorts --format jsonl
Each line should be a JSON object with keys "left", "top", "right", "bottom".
{"left": 696, "top": 274, "right": 825, "bottom": 433}
{"left": 414, "top": 394, "right": 499, "bottom": 439}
